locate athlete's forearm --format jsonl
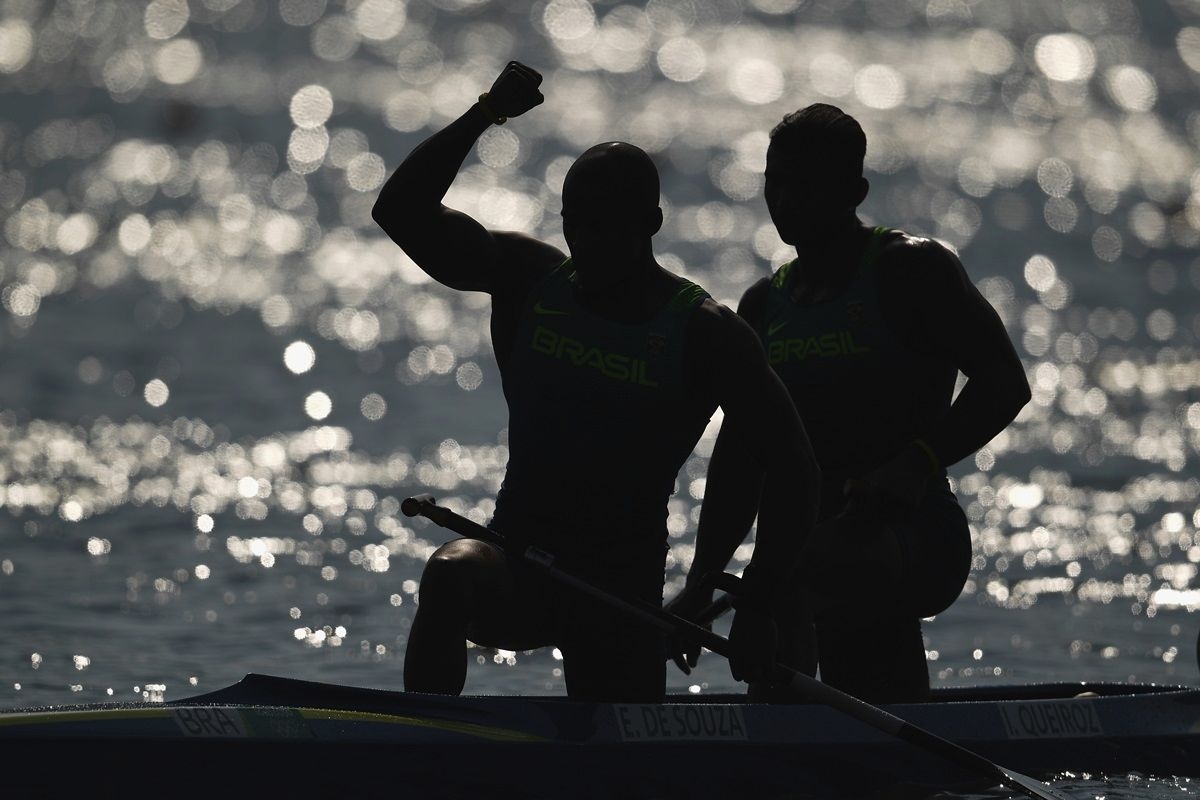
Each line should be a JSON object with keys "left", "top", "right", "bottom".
{"left": 729, "top": 393, "right": 821, "bottom": 603}
{"left": 690, "top": 427, "right": 765, "bottom": 587}
{"left": 747, "top": 438, "right": 820, "bottom": 599}
{"left": 372, "top": 103, "right": 494, "bottom": 236}
{"left": 924, "top": 368, "right": 1031, "bottom": 469}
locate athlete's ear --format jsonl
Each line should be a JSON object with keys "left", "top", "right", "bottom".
{"left": 561, "top": 212, "right": 578, "bottom": 249}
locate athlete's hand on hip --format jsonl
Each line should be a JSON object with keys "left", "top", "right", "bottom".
{"left": 844, "top": 443, "right": 931, "bottom": 513}
{"left": 484, "top": 61, "right": 544, "bottom": 120}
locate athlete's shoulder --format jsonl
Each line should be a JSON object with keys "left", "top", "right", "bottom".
{"left": 492, "top": 231, "right": 567, "bottom": 297}
{"left": 876, "top": 229, "right": 974, "bottom": 306}
{"left": 878, "top": 229, "right": 962, "bottom": 268}
{"left": 690, "top": 296, "right": 763, "bottom": 355}
{"left": 735, "top": 276, "right": 771, "bottom": 327}
{"left": 743, "top": 275, "right": 772, "bottom": 298}
{"left": 878, "top": 229, "right": 969, "bottom": 278}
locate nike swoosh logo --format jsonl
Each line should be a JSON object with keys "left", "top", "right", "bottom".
{"left": 767, "top": 320, "right": 789, "bottom": 336}
{"left": 533, "top": 302, "right": 569, "bottom": 316}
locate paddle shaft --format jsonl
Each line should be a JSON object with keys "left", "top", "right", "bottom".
{"left": 401, "top": 494, "right": 1068, "bottom": 800}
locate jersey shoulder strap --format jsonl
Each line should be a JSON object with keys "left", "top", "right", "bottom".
{"left": 669, "top": 279, "right": 710, "bottom": 312}
{"left": 770, "top": 260, "right": 796, "bottom": 290}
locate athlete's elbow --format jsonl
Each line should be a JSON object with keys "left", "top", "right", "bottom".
{"left": 1005, "top": 368, "right": 1033, "bottom": 415}
{"left": 370, "top": 199, "right": 399, "bottom": 238}
{"left": 1015, "top": 380, "right": 1032, "bottom": 410}
{"left": 372, "top": 205, "right": 426, "bottom": 251}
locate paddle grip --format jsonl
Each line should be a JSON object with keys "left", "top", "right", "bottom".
{"left": 401, "top": 493, "right": 436, "bottom": 518}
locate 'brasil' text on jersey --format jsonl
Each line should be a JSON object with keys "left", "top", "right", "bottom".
{"left": 531, "top": 324, "right": 659, "bottom": 386}
{"left": 767, "top": 330, "right": 870, "bottom": 365}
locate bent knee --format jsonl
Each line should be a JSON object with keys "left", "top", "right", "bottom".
{"left": 419, "top": 540, "right": 506, "bottom": 598}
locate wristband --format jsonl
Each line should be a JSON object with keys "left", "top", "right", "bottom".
{"left": 911, "top": 438, "right": 940, "bottom": 475}
{"left": 477, "top": 93, "right": 507, "bottom": 125}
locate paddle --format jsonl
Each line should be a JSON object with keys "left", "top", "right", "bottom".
{"left": 401, "top": 494, "right": 1072, "bottom": 800}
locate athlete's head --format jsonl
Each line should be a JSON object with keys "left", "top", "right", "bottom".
{"left": 765, "top": 104, "right": 869, "bottom": 246}
{"left": 561, "top": 142, "right": 663, "bottom": 273}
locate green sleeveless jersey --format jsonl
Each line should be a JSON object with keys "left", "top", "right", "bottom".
{"left": 493, "top": 260, "right": 714, "bottom": 560}
{"left": 759, "top": 227, "right": 957, "bottom": 484}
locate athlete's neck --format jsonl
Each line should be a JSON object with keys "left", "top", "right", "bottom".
{"left": 789, "top": 219, "right": 871, "bottom": 302}
{"left": 573, "top": 256, "right": 674, "bottom": 323}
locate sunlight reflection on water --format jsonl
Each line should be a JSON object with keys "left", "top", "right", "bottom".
{"left": 1, "top": 5, "right": 1199, "bottom": 777}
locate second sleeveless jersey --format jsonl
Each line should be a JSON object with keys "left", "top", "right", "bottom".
{"left": 759, "top": 227, "right": 957, "bottom": 483}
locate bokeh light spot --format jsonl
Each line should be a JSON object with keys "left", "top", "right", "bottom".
{"left": 143, "top": 379, "right": 170, "bottom": 408}
{"left": 456, "top": 361, "right": 483, "bottom": 391}
{"left": 154, "top": 39, "right": 204, "bottom": 85}
{"left": 1034, "top": 34, "right": 1095, "bottom": 82}
{"left": 360, "top": 393, "right": 387, "bottom": 420}
{"left": 354, "top": 0, "right": 406, "bottom": 42}
{"left": 1024, "top": 255, "right": 1057, "bottom": 292}
{"left": 305, "top": 391, "right": 332, "bottom": 420}
{"left": 543, "top": 0, "right": 596, "bottom": 41}
{"left": 1179, "top": 28, "right": 1200, "bottom": 73}
{"left": 855, "top": 64, "right": 906, "bottom": 109}
{"left": 656, "top": 37, "right": 705, "bottom": 82}
{"left": 290, "top": 85, "right": 335, "bottom": 129}
{"left": 730, "top": 59, "right": 783, "bottom": 105}
{"left": 1105, "top": 66, "right": 1157, "bottom": 112}
{"left": 0, "top": 20, "right": 34, "bottom": 73}
{"left": 284, "top": 341, "right": 317, "bottom": 374}
{"left": 144, "top": 0, "right": 190, "bottom": 40}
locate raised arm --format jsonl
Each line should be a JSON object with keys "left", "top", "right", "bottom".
{"left": 371, "top": 62, "right": 546, "bottom": 292}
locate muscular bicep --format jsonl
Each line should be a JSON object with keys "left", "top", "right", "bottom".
{"left": 379, "top": 205, "right": 499, "bottom": 293}
{"left": 948, "top": 283, "right": 1024, "bottom": 380}
{"left": 383, "top": 208, "right": 563, "bottom": 296}
{"left": 905, "top": 244, "right": 1023, "bottom": 380}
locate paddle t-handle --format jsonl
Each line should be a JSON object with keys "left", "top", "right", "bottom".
{"left": 401, "top": 493, "right": 438, "bottom": 518}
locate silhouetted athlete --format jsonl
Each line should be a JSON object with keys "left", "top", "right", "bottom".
{"left": 372, "top": 62, "right": 820, "bottom": 703}
{"left": 672, "top": 104, "right": 1030, "bottom": 703}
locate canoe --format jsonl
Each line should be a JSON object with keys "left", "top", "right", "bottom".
{"left": 3, "top": 674, "right": 1198, "bottom": 798}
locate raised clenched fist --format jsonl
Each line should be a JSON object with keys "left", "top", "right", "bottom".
{"left": 483, "top": 61, "right": 545, "bottom": 120}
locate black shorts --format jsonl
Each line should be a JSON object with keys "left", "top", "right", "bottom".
{"left": 815, "top": 476, "right": 971, "bottom": 619}
{"left": 476, "top": 521, "right": 669, "bottom": 702}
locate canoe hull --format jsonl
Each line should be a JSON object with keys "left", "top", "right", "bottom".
{"left": 3, "top": 674, "right": 1198, "bottom": 798}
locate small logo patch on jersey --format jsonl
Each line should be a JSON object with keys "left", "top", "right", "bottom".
{"left": 846, "top": 302, "right": 865, "bottom": 326}
{"left": 645, "top": 333, "right": 667, "bottom": 355}
{"left": 533, "top": 302, "right": 569, "bottom": 316}
{"left": 766, "top": 319, "right": 790, "bottom": 336}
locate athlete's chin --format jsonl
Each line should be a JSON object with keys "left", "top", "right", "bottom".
{"left": 784, "top": 228, "right": 826, "bottom": 248}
